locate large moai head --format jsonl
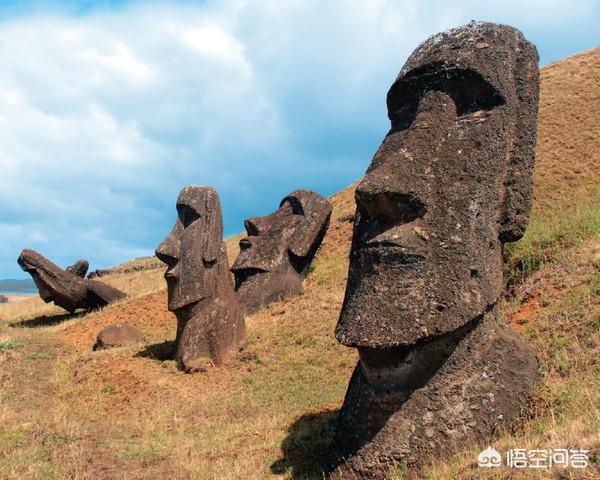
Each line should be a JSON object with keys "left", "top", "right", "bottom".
{"left": 156, "top": 186, "right": 225, "bottom": 312}
{"left": 156, "top": 186, "right": 245, "bottom": 371}
{"left": 329, "top": 22, "right": 540, "bottom": 474}
{"left": 335, "top": 21, "right": 539, "bottom": 349}
{"left": 18, "top": 249, "right": 126, "bottom": 313}
{"left": 231, "top": 189, "right": 332, "bottom": 314}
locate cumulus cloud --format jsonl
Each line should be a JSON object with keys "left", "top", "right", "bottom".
{"left": 0, "top": 0, "right": 598, "bottom": 277}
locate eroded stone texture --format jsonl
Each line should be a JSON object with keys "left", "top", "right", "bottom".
{"left": 66, "top": 259, "right": 89, "bottom": 278}
{"left": 156, "top": 186, "right": 246, "bottom": 373}
{"left": 231, "top": 189, "right": 332, "bottom": 314}
{"left": 18, "top": 249, "right": 126, "bottom": 313}
{"left": 329, "top": 22, "right": 540, "bottom": 475}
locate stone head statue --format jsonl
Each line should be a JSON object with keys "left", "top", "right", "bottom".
{"left": 156, "top": 186, "right": 245, "bottom": 372}
{"left": 66, "top": 259, "right": 89, "bottom": 278}
{"left": 335, "top": 21, "right": 539, "bottom": 349}
{"left": 329, "top": 22, "right": 540, "bottom": 475}
{"left": 156, "top": 186, "right": 225, "bottom": 312}
{"left": 231, "top": 189, "right": 332, "bottom": 314}
{"left": 18, "top": 249, "right": 126, "bottom": 313}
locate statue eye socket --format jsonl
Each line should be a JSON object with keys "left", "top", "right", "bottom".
{"left": 177, "top": 204, "right": 201, "bottom": 228}
{"left": 281, "top": 197, "right": 305, "bottom": 216}
{"left": 388, "top": 63, "right": 505, "bottom": 130}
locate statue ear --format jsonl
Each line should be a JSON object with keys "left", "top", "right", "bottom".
{"left": 499, "top": 37, "right": 539, "bottom": 243}
{"left": 202, "top": 190, "right": 223, "bottom": 264}
{"left": 288, "top": 194, "right": 332, "bottom": 258}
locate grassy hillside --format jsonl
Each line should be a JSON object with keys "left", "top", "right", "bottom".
{"left": 1, "top": 47, "right": 599, "bottom": 479}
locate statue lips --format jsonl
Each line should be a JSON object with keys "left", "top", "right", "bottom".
{"left": 163, "top": 267, "right": 178, "bottom": 281}
{"left": 231, "top": 236, "right": 271, "bottom": 276}
{"left": 238, "top": 238, "right": 252, "bottom": 251}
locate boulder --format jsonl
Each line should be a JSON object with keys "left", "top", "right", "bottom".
{"left": 93, "top": 324, "right": 145, "bottom": 351}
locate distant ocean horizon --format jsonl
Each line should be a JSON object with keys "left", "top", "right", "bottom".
{"left": 0, "top": 278, "right": 37, "bottom": 295}
{"left": 0, "top": 290, "right": 36, "bottom": 295}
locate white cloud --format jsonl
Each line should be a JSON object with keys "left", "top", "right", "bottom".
{"left": 0, "top": 0, "right": 597, "bottom": 277}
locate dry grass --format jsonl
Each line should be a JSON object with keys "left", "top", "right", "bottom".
{"left": 1, "top": 48, "right": 599, "bottom": 479}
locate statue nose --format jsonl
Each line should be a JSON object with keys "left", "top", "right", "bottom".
{"left": 156, "top": 234, "right": 180, "bottom": 267}
{"left": 244, "top": 217, "right": 264, "bottom": 236}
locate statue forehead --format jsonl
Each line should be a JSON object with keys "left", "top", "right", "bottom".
{"left": 176, "top": 186, "right": 219, "bottom": 216}
{"left": 387, "top": 23, "right": 531, "bottom": 120}
{"left": 396, "top": 22, "right": 521, "bottom": 85}
{"left": 279, "top": 189, "right": 330, "bottom": 216}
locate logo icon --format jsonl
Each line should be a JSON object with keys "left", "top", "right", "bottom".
{"left": 478, "top": 446, "right": 502, "bottom": 468}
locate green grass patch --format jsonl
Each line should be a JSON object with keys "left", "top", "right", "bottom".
{"left": 504, "top": 200, "right": 600, "bottom": 285}
{"left": 0, "top": 340, "right": 25, "bottom": 351}
{"left": 25, "top": 352, "right": 50, "bottom": 360}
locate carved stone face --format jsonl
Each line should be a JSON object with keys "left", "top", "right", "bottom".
{"left": 18, "top": 248, "right": 87, "bottom": 305}
{"left": 231, "top": 189, "right": 332, "bottom": 313}
{"left": 18, "top": 248, "right": 125, "bottom": 312}
{"left": 335, "top": 24, "right": 539, "bottom": 348}
{"left": 156, "top": 186, "right": 224, "bottom": 312}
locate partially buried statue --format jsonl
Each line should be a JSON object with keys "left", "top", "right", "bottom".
{"left": 156, "top": 186, "right": 245, "bottom": 373}
{"left": 66, "top": 259, "right": 89, "bottom": 278}
{"left": 18, "top": 249, "right": 126, "bottom": 313}
{"left": 231, "top": 189, "right": 332, "bottom": 314}
{"left": 329, "top": 22, "right": 540, "bottom": 476}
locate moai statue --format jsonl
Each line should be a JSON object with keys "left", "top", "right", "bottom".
{"left": 66, "top": 259, "right": 89, "bottom": 278}
{"left": 231, "top": 189, "right": 332, "bottom": 314}
{"left": 156, "top": 186, "right": 246, "bottom": 373}
{"left": 18, "top": 249, "right": 126, "bottom": 313}
{"left": 329, "top": 22, "right": 540, "bottom": 476}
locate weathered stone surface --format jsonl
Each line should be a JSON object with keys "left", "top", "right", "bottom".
{"left": 66, "top": 259, "right": 89, "bottom": 278}
{"left": 17, "top": 249, "right": 126, "bottom": 313}
{"left": 93, "top": 323, "right": 145, "bottom": 351}
{"left": 231, "top": 189, "right": 332, "bottom": 314}
{"left": 156, "top": 186, "right": 246, "bottom": 372}
{"left": 329, "top": 22, "right": 540, "bottom": 475}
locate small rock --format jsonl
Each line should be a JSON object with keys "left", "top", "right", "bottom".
{"left": 93, "top": 324, "right": 144, "bottom": 351}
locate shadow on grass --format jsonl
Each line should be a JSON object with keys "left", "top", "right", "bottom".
{"left": 271, "top": 409, "right": 339, "bottom": 479}
{"left": 135, "top": 340, "right": 176, "bottom": 361}
{"left": 10, "top": 311, "right": 85, "bottom": 328}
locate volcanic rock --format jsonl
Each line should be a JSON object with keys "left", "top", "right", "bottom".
{"left": 17, "top": 249, "right": 126, "bottom": 313}
{"left": 329, "top": 21, "right": 540, "bottom": 476}
{"left": 231, "top": 189, "right": 332, "bottom": 314}
{"left": 156, "top": 186, "right": 246, "bottom": 372}
{"left": 93, "top": 324, "right": 145, "bottom": 351}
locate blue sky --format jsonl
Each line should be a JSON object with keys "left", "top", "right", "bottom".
{"left": 0, "top": 0, "right": 598, "bottom": 278}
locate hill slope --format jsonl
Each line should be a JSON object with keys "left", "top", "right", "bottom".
{"left": 1, "top": 47, "right": 599, "bottom": 479}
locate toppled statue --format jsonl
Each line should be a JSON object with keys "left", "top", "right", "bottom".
{"left": 66, "top": 259, "right": 89, "bottom": 278}
{"left": 156, "top": 186, "right": 245, "bottom": 372}
{"left": 329, "top": 22, "right": 540, "bottom": 476}
{"left": 18, "top": 249, "right": 126, "bottom": 313}
{"left": 231, "top": 189, "right": 332, "bottom": 314}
